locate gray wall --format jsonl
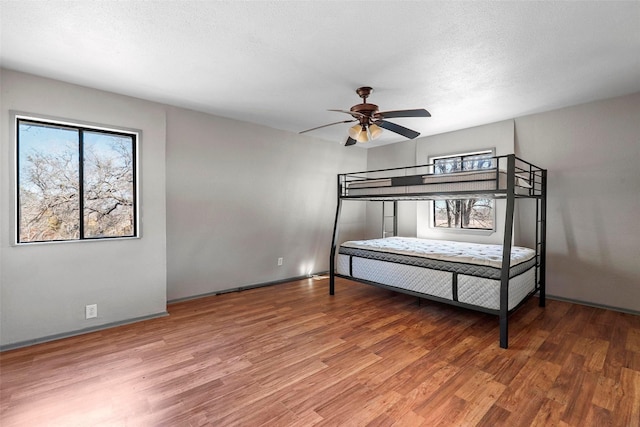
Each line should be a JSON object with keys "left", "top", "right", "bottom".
{"left": 366, "top": 94, "right": 640, "bottom": 312}
{"left": 1, "top": 70, "right": 168, "bottom": 347}
{"left": 515, "top": 93, "right": 640, "bottom": 312}
{"left": 165, "top": 107, "right": 366, "bottom": 301}
{"left": 365, "top": 140, "right": 418, "bottom": 239}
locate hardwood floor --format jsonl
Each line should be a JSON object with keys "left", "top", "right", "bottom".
{"left": 1, "top": 277, "right": 639, "bottom": 426}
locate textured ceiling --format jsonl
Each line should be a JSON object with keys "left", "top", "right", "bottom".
{"left": 1, "top": 1, "right": 639, "bottom": 147}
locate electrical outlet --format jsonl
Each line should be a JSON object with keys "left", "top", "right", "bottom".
{"left": 86, "top": 304, "right": 98, "bottom": 319}
{"left": 277, "top": 257, "right": 283, "bottom": 266}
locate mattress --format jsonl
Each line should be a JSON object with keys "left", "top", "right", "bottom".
{"left": 337, "top": 237, "right": 537, "bottom": 311}
{"left": 345, "top": 169, "right": 531, "bottom": 197}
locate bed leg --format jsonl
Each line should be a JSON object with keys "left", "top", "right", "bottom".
{"left": 329, "top": 273, "right": 335, "bottom": 295}
{"left": 500, "top": 315, "right": 508, "bottom": 349}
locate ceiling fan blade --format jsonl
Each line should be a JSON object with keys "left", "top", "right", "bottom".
{"left": 376, "top": 108, "right": 431, "bottom": 119}
{"left": 299, "top": 119, "right": 356, "bottom": 134}
{"left": 345, "top": 137, "right": 357, "bottom": 146}
{"left": 375, "top": 120, "right": 421, "bottom": 139}
{"left": 328, "top": 109, "right": 367, "bottom": 118}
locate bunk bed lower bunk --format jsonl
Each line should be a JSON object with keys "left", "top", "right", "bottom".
{"left": 329, "top": 154, "right": 547, "bottom": 349}
{"left": 337, "top": 237, "right": 537, "bottom": 311}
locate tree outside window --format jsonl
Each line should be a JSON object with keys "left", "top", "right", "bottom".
{"left": 432, "top": 152, "right": 494, "bottom": 230}
{"left": 17, "top": 118, "right": 137, "bottom": 243}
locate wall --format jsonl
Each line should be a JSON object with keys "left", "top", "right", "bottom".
{"left": 165, "top": 107, "right": 366, "bottom": 301}
{"left": 365, "top": 140, "right": 418, "bottom": 239}
{"left": 515, "top": 93, "right": 640, "bottom": 312}
{"left": 0, "top": 70, "right": 168, "bottom": 348}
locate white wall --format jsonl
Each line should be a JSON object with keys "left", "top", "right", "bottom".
{"left": 0, "top": 70, "right": 168, "bottom": 347}
{"left": 515, "top": 93, "right": 640, "bottom": 312}
{"left": 365, "top": 140, "right": 418, "bottom": 239}
{"left": 165, "top": 107, "right": 366, "bottom": 301}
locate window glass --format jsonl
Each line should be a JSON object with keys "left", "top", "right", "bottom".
{"left": 83, "top": 131, "right": 135, "bottom": 238}
{"left": 434, "top": 157, "right": 462, "bottom": 174}
{"left": 17, "top": 118, "right": 137, "bottom": 243}
{"left": 431, "top": 151, "right": 494, "bottom": 231}
{"left": 18, "top": 122, "right": 80, "bottom": 241}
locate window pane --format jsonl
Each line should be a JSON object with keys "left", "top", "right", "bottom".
{"left": 83, "top": 131, "right": 135, "bottom": 238}
{"left": 461, "top": 199, "right": 494, "bottom": 229}
{"left": 462, "top": 153, "right": 494, "bottom": 170}
{"left": 434, "top": 200, "right": 462, "bottom": 228}
{"left": 434, "top": 157, "right": 462, "bottom": 174}
{"left": 18, "top": 122, "right": 80, "bottom": 242}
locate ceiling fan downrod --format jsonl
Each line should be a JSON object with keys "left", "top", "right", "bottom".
{"left": 356, "top": 86, "right": 373, "bottom": 102}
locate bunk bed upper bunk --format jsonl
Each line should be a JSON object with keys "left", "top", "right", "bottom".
{"left": 338, "top": 154, "right": 545, "bottom": 201}
{"left": 329, "top": 154, "right": 547, "bottom": 349}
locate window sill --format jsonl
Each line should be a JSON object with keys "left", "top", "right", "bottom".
{"left": 429, "top": 227, "right": 495, "bottom": 237}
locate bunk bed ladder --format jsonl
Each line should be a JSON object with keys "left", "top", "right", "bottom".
{"left": 533, "top": 167, "right": 547, "bottom": 308}
{"left": 382, "top": 201, "right": 398, "bottom": 237}
{"left": 538, "top": 169, "right": 547, "bottom": 307}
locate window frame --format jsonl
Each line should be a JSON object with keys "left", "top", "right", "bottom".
{"left": 14, "top": 114, "right": 140, "bottom": 244}
{"left": 428, "top": 149, "right": 496, "bottom": 233}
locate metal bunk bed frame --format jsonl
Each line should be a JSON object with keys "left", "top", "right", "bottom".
{"left": 329, "top": 154, "right": 547, "bottom": 349}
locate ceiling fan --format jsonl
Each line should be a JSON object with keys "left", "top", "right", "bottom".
{"left": 300, "top": 87, "right": 430, "bottom": 146}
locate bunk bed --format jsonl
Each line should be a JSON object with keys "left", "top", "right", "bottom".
{"left": 329, "top": 154, "right": 547, "bottom": 348}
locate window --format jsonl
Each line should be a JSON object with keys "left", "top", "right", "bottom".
{"left": 431, "top": 151, "right": 494, "bottom": 230}
{"left": 16, "top": 117, "right": 137, "bottom": 243}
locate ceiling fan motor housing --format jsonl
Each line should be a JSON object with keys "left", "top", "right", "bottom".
{"left": 351, "top": 87, "right": 379, "bottom": 126}
{"left": 350, "top": 103, "right": 378, "bottom": 125}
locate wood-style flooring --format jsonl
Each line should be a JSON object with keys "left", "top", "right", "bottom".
{"left": 1, "top": 277, "right": 639, "bottom": 426}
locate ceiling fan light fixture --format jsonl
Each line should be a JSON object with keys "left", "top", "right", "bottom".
{"left": 348, "top": 123, "right": 360, "bottom": 137}
{"left": 348, "top": 123, "right": 383, "bottom": 143}
{"left": 369, "top": 123, "right": 383, "bottom": 139}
